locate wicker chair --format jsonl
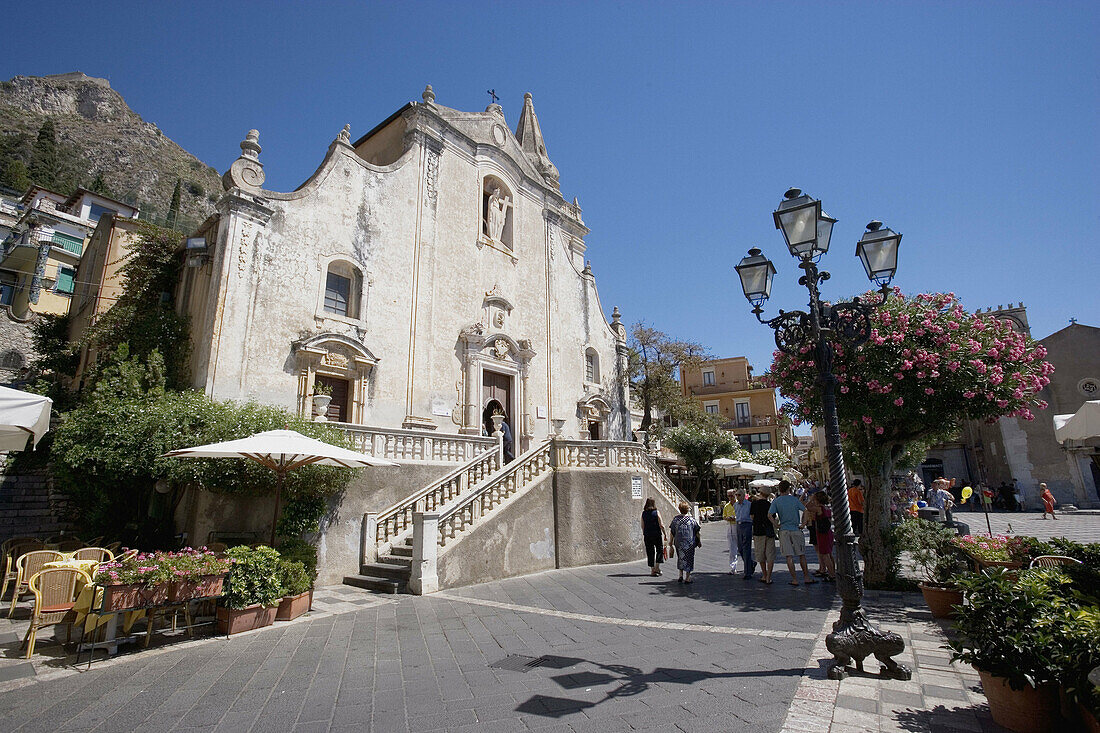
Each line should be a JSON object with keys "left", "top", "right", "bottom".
{"left": 72, "top": 548, "right": 114, "bottom": 564}
{"left": 1029, "top": 555, "right": 1083, "bottom": 569}
{"left": 52, "top": 539, "right": 85, "bottom": 553}
{"left": 116, "top": 548, "right": 139, "bottom": 562}
{"left": 22, "top": 567, "right": 90, "bottom": 658}
{"left": 104, "top": 541, "right": 122, "bottom": 553}
{"left": 207, "top": 542, "right": 228, "bottom": 553}
{"left": 1, "top": 539, "right": 45, "bottom": 600}
{"left": 8, "top": 550, "right": 65, "bottom": 617}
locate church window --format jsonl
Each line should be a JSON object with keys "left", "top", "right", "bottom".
{"left": 482, "top": 175, "right": 514, "bottom": 250}
{"left": 322, "top": 261, "right": 362, "bottom": 320}
{"left": 585, "top": 348, "right": 599, "bottom": 383}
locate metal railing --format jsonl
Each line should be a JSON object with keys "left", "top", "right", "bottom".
{"left": 333, "top": 423, "right": 496, "bottom": 462}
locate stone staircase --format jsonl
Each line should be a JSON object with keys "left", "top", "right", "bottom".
{"left": 344, "top": 536, "right": 412, "bottom": 594}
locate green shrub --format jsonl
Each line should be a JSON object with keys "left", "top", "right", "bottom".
{"left": 276, "top": 537, "right": 318, "bottom": 580}
{"left": 277, "top": 492, "right": 327, "bottom": 538}
{"left": 222, "top": 546, "right": 284, "bottom": 609}
{"left": 895, "top": 518, "right": 966, "bottom": 585}
{"left": 278, "top": 558, "right": 313, "bottom": 596}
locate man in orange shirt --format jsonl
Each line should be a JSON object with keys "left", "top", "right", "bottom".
{"left": 848, "top": 479, "right": 865, "bottom": 536}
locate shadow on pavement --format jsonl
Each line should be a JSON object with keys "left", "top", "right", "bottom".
{"left": 515, "top": 658, "right": 804, "bottom": 718}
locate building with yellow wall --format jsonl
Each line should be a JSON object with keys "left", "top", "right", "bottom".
{"left": 681, "top": 356, "right": 794, "bottom": 455}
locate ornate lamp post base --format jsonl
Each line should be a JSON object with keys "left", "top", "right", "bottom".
{"left": 826, "top": 606, "right": 912, "bottom": 680}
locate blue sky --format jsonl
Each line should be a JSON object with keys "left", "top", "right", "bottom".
{"left": 4, "top": 2, "right": 1097, "bottom": 407}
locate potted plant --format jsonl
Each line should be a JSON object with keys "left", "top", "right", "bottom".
{"left": 93, "top": 553, "right": 171, "bottom": 610}
{"left": 163, "top": 548, "right": 231, "bottom": 602}
{"left": 312, "top": 382, "right": 333, "bottom": 420}
{"left": 950, "top": 568, "right": 1070, "bottom": 732}
{"left": 275, "top": 558, "right": 313, "bottom": 621}
{"left": 895, "top": 518, "right": 967, "bottom": 618}
{"left": 217, "top": 545, "right": 284, "bottom": 635}
{"left": 953, "top": 534, "right": 1021, "bottom": 571}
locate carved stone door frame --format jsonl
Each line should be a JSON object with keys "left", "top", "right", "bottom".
{"left": 459, "top": 326, "right": 536, "bottom": 450}
{"left": 293, "top": 333, "right": 378, "bottom": 424}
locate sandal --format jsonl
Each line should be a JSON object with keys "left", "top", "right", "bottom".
{"left": 804, "top": 579, "right": 818, "bottom": 584}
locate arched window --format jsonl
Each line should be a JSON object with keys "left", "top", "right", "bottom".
{"left": 482, "top": 175, "right": 514, "bottom": 250}
{"left": 322, "top": 260, "right": 363, "bottom": 320}
{"left": 585, "top": 348, "right": 599, "bottom": 383}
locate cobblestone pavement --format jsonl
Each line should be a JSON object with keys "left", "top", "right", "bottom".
{"left": 0, "top": 514, "right": 1095, "bottom": 732}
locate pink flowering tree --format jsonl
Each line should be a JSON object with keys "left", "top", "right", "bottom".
{"left": 766, "top": 289, "right": 1053, "bottom": 585}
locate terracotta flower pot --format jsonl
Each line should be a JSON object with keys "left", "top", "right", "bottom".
{"left": 977, "top": 669, "right": 1063, "bottom": 733}
{"left": 918, "top": 583, "right": 964, "bottom": 619}
{"left": 101, "top": 583, "right": 145, "bottom": 611}
{"left": 167, "top": 574, "right": 227, "bottom": 602}
{"left": 216, "top": 604, "right": 278, "bottom": 635}
{"left": 275, "top": 590, "right": 312, "bottom": 621}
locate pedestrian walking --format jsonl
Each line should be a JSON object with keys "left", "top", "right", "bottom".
{"left": 735, "top": 490, "right": 756, "bottom": 579}
{"left": 640, "top": 497, "right": 666, "bottom": 576}
{"left": 750, "top": 490, "right": 777, "bottom": 584}
{"left": 669, "top": 501, "right": 701, "bottom": 584}
{"left": 848, "top": 479, "right": 864, "bottom": 535}
{"left": 769, "top": 480, "right": 816, "bottom": 586}
{"left": 804, "top": 492, "right": 836, "bottom": 581}
{"left": 1040, "top": 483, "right": 1058, "bottom": 520}
{"left": 722, "top": 489, "right": 739, "bottom": 574}
{"left": 931, "top": 478, "right": 955, "bottom": 521}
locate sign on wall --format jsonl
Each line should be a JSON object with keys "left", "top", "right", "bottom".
{"left": 631, "top": 475, "right": 643, "bottom": 499}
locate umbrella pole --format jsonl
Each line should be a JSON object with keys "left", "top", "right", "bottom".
{"left": 270, "top": 470, "right": 284, "bottom": 547}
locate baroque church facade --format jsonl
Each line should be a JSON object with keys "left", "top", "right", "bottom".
{"left": 177, "top": 86, "right": 630, "bottom": 449}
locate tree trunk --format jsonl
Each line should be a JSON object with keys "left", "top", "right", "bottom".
{"left": 861, "top": 458, "right": 897, "bottom": 586}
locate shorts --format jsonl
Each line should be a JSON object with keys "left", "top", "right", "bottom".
{"left": 779, "top": 529, "right": 806, "bottom": 558}
{"left": 753, "top": 534, "right": 777, "bottom": 565}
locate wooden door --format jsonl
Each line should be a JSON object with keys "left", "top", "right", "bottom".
{"left": 316, "top": 376, "right": 350, "bottom": 423}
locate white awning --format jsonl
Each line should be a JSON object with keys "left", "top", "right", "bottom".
{"left": 0, "top": 386, "right": 52, "bottom": 452}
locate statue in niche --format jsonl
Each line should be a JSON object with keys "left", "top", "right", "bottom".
{"left": 485, "top": 185, "right": 510, "bottom": 243}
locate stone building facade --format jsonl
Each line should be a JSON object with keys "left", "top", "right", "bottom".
{"left": 177, "top": 87, "right": 629, "bottom": 447}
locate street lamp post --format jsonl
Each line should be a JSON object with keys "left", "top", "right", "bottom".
{"left": 736, "top": 188, "right": 910, "bottom": 681}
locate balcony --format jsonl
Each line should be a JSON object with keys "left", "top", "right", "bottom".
{"left": 690, "top": 379, "right": 766, "bottom": 396}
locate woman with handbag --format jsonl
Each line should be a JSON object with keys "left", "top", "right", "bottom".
{"left": 640, "top": 497, "right": 666, "bottom": 576}
{"left": 669, "top": 501, "right": 701, "bottom": 584}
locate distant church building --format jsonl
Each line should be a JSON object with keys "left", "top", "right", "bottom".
{"left": 177, "top": 86, "right": 629, "bottom": 448}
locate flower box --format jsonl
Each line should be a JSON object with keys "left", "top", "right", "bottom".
{"left": 216, "top": 604, "right": 278, "bottom": 635}
{"left": 275, "top": 590, "right": 312, "bottom": 622}
{"left": 100, "top": 582, "right": 168, "bottom": 610}
{"left": 167, "top": 574, "right": 227, "bottom": 603}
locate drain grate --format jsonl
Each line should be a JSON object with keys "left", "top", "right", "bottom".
{"left": 489, "top": 654, "right": 582, "bottom": 673}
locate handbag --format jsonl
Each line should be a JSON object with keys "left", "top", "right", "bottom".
{"left": 694, "top": 525, "right": 702, "bottom": 548}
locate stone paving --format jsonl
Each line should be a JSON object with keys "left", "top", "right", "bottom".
{"left": 0, "top": 513, "right": 1095, "bottom": 732}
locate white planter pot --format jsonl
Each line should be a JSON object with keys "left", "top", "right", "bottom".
{"left": 312, "top": 395, "right": 332, "bottom": 421}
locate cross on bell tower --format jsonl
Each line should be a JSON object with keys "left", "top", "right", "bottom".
{"left": 487, "top": 89, "right": 499, "bottom": 104}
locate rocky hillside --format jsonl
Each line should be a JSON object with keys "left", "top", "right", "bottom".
{"left": 0, "top": 72, "right": 222, "bottom": 230}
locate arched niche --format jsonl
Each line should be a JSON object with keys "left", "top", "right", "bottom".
{"left": 292, "top": 333, "right": 378, "bottom": 424}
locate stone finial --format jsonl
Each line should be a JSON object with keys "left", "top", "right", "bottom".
{"left": 611, "top": 306, "right": 622, "bottom": 324}
{"left": 422, "top": 83, "right": 435, "bottom": 103}
{"left": 515, "top": 92, "right": 560, "bottom": 189}
{"left": 486, "top": 103, "right": 504, "bottom": 116}
{"left": 223, "top": 128, "right": 265, "bottom": 191}
{"left": 336, "top": 124, "right": 351, "bottom": 146}
{"left": 583, "top": 260, "right": 592, "bottom": 276}
{"left": 573, "top": 196, "right": 580, "bottom": 208}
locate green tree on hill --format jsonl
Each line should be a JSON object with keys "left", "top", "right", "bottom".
{"left": 29, "top": 119, "right": 59, "bottom": 187}
{"left": 2, "top": 159, "right": 30, "bottom": 191}
{"left": 165, "top": 178, "right": 182, "bottom": 229}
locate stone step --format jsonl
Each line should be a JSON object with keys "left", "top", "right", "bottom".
{"left": 378, "top": 554, "right": 411, "bottom": 568}
{"left": 389, "top": 544, "right": 412, "bottom": 557}
{"left": 343, "top": 574, "right": 403, "bottom": 594}
{"left": 359, "top": 561, "right": 410, "bottom": 580}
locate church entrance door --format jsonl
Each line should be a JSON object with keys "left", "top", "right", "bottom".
{"left": 482, "top": 370, "right": 513, "bottom": 432}
{"left": 316, "top": 375, "right": 350, "bottom": 422}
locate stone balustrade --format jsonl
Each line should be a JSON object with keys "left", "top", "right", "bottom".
{"left": 437, "top": 439, "right": 554, "bottom": 548}
{"left": 371, "top": 444, "right": 501, "bottom": 553}
{"left": 555, "top": 440, "right": 689, "bottom": 507}
{"left": 334, "top": 423, "right": 496, "bottom": 462}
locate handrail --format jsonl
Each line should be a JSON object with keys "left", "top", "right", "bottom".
{"left": 333, "top": 423, "right": 496, "bottom": 462}
{"left": 374, "top": 444, "right": 501, "bottom": 549}
{"left": 553, "top": 440, "right": 689, "bottom": 508}
{"left": 437, "top": 439, "right": 554, "bottom": 547}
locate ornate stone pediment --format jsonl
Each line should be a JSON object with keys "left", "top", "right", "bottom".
{"left": 293, "top": 332, "right": 378, "bottom": 371}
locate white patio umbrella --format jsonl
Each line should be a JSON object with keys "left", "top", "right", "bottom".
{"left": 164, "top": 429, "right": 398, "bottom": 545}
{"left": 713, "top": 458, "right": 775, "bottom": 477}
{"left": 0, "top": 385, "right": 52, "bottom": 452}
{"left": 1054, "top": 400, "right": 1100, "bottom": 446}
{"left": 748, "top": 478, "right": 781, "bottom": 489}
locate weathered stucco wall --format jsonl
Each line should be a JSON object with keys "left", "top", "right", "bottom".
{"left": 436, "top": 466, "right": 680, "bottom": 590}
{"left": 436, "top": 475, "right": 556, "bottom": 590}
